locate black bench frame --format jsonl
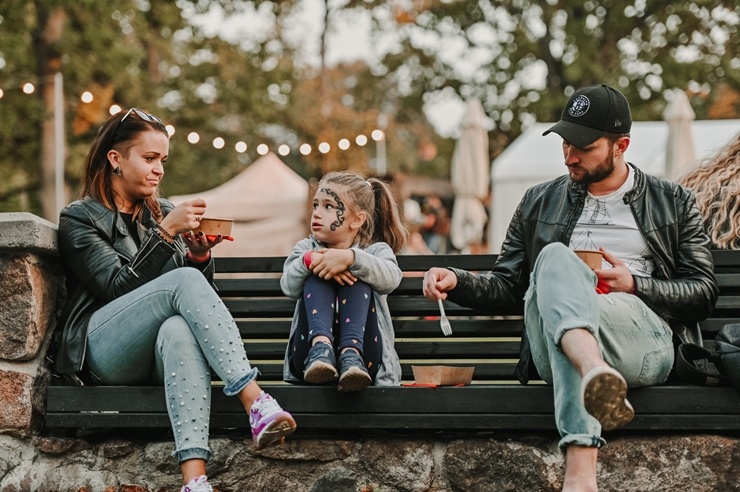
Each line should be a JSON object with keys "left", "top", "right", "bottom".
{"left": 45, "top": 251, "right": 740, "bottom": 432}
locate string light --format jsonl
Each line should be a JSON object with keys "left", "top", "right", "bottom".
{"left": 0, "top": 80, "right": 390, "bottom": 159}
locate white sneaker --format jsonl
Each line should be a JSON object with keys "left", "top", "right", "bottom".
{"left": 581, "top": 366, "right": 634, "bottom": 431}
{"left": 182, "top": 475, "right": 213, "bottom": 492}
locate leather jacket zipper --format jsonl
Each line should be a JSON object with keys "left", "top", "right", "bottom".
{"left": 126, "top": 233, "right": 159, "bottom": 277}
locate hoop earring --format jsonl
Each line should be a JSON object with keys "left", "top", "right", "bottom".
{"left": 112, "top": 167, "right": 122, "bottom": 176}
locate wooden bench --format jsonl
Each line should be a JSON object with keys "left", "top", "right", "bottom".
{"left": 45, "top": 251, "right": 740, "bottom": 433}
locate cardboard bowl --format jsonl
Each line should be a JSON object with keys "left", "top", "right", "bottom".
{"left": 412, "top": 365, "right": 474, "bottom": 386}
{"left": 192, "top": 217, "right": 234, "bottom": 237}
{"left": 574, "top": 249, "right": 603, "bottom": 270}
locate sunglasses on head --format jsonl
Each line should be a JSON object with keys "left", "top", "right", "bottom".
{"left": 112, "top": 107, "right": 166, "bottom": 136}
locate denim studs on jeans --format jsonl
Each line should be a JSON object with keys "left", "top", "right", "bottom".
{"left": 85, "top": 267, "right": 260, "bottom": 463}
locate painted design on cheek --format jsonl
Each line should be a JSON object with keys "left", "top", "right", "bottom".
{"left": 321, "top": 187, "right": 345, "bottom": 231}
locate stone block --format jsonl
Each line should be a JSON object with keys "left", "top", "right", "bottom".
{"left": 0, "top": 255, "right": 65, "bottom": 361}
{"left": 0, "top": 367, "right": 47, "bottom": 437}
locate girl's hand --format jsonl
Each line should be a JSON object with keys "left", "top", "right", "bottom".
{"left": 159, "top": 197, "right": 207, "bottom": 236}
{"left": 183, "top": 232, "right": 224, "bottom": 261}
{"left": 310, "top": 248, "right": 357, "bottom": 283}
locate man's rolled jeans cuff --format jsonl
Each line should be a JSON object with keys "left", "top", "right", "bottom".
{"left": 174, "top": 446, "right": 211, "bottom": 463}
{"left": 553, "top": 320, "right": 598, "bottom": 350}
{"left": 558, "top": 433, "right": 606, "bottom": 451}
{"left": 222, "top": 367, "right": 259, "bottom": 396}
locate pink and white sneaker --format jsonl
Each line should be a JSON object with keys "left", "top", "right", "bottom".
{"left": 249, "top": 391, "right": 296, "bottom": 450}
{"left": 182, "top": 475, "right": 212, "bottom": 492}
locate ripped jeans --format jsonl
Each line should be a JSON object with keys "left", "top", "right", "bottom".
{"left": 85, "top": 267, "right": 259, "bottom": 463}
{"left": 524, "top": 243, "right": 674, "bottom": 450}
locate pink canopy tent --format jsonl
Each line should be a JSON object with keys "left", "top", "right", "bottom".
{"left": 170, "top": 152, "right": 309, "bottom": 257}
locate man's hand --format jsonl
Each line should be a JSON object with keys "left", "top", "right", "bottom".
{"left": 310, "top": 248, "right": 357, "bottom": 285}
{"left": 595, "top": 248, "right": 636, "bottom": 294}
{"left": 422, "top": 267, "right": 457, "bottom": 300}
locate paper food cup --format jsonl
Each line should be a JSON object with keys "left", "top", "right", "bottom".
{"left": 574, "top": 249, "right": 603, "bottom": 270}
{"left": 192, "top": 217, "right": 234, "bottom": 237}
{"left": 411, "top": 365, "right": 474, "bottom": 386}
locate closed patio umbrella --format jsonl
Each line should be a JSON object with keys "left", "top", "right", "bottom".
{"left": 450, "top": 98, "right": 490, "bottom": 252}
{"left": 664, "top": 89, "right": 697, "bottom": 180}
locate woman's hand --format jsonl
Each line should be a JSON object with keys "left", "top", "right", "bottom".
{"left": 310, "top": 248, "right": 357, "bottom": 285}
{"left": 183, "top": 232, "right": 224, "bottom": 261}
{"left": 159, "top": 197, "right": 207, "bottom": 236}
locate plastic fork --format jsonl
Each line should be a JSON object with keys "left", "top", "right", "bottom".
{"left": 437, "top": 299, "right": 453, "bottom": 336}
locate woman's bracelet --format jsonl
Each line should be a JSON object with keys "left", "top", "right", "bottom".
{"left": 187, "top": 251, "right": 211, "bottom": 263}
{"left": 154, "top": 225, "right": 176, "bottom": 243}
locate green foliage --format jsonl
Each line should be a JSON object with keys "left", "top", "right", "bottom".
{"left": 1, "top": 0, "right": 739, "bottom": 216}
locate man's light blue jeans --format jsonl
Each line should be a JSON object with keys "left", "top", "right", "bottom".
{"left": 85, "top": 267, "right": 259, "bottom": 463}
{"left": 524, "top": 243, "right": 674, "bottom": 450}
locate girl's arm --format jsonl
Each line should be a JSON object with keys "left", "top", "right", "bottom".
{"left": 280, "top": 238, "right": 314, "bottom": 298}
{"left": 349, "top": 242, "right": 402, "bottom": 295}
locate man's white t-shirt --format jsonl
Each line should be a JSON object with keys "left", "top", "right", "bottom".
{"left": 568, "top": 166, "right": 654, "bottom": 277}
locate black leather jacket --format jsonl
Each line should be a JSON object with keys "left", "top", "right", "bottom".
{"left": 446, "top": 164, "right": 718, "bottom": 383}
{"left": 54, "top": 197, "right": 215, "bottom": 375}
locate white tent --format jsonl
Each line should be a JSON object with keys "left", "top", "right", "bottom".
{"left": 488, "top": 119, "right": 740, "bottom": 252}
{"left": 170, "top": 152, "right": 309, "bottom": 257}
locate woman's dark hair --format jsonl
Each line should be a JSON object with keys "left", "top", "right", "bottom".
{"left": 80, "top": 108, "right": 169, "bottom": 221}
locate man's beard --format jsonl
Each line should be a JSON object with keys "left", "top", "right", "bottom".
{"left": 568, "top": 146, "right": 615, "bottom": 185}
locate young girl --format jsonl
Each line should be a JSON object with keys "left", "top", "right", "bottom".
{"left": 281, "top": 171, "right": 409, "bottom": 391}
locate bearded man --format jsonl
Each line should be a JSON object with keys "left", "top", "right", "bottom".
{"left": 422, "top": 84, "right": 717, "bottom": 492}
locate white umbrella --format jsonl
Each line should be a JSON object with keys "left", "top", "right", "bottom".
{"left": 663, "top": 89, "right": 697, "bottom": 180}
{"left": 450, "top": 98, "right": 490, "bottom": 251}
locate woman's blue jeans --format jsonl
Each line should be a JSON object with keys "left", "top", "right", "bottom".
{"left": 85, "top": 267, "right": 258, "bottom": 463}
{"left": 524, "top": 243, "right": 674, "bottom": 450}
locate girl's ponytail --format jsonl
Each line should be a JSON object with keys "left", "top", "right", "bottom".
{"left": 368, "top": 178, "right": 408, "bottom": 253}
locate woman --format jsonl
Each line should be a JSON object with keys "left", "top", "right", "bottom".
{"left": 679, "top": 131, "right": 740, "bottom": 250}
{"left": 55, "top": 108, "right": 296, "bottom": 492}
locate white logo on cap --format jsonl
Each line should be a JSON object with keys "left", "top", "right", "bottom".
{"left": 569, "top": 95, "right": 590, "bottom": 117}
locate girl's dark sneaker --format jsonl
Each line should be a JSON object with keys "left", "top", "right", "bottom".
{"left": 338, "top": 351, "right": 372, "bottom": 392}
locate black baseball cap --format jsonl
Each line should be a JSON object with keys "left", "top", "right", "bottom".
{"left": 543, "top": 84, "right": 632, "bottom": 147}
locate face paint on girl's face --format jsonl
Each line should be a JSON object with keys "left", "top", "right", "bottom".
{"left": 321, "top": 187, "right": 345, "bottom": 231}
{"left": 310, "top": 185, "right": 359, "bottom": 249}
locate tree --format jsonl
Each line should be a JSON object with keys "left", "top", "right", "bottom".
{"left": 359, "top": 0, "right": 740, "bottom": 156}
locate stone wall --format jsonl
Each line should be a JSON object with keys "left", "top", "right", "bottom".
{"left": 0, "top": 213, "right": 64, "bottom": 438}
{"left": 0, "top": 213, "right": 738, "bottom": 492}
